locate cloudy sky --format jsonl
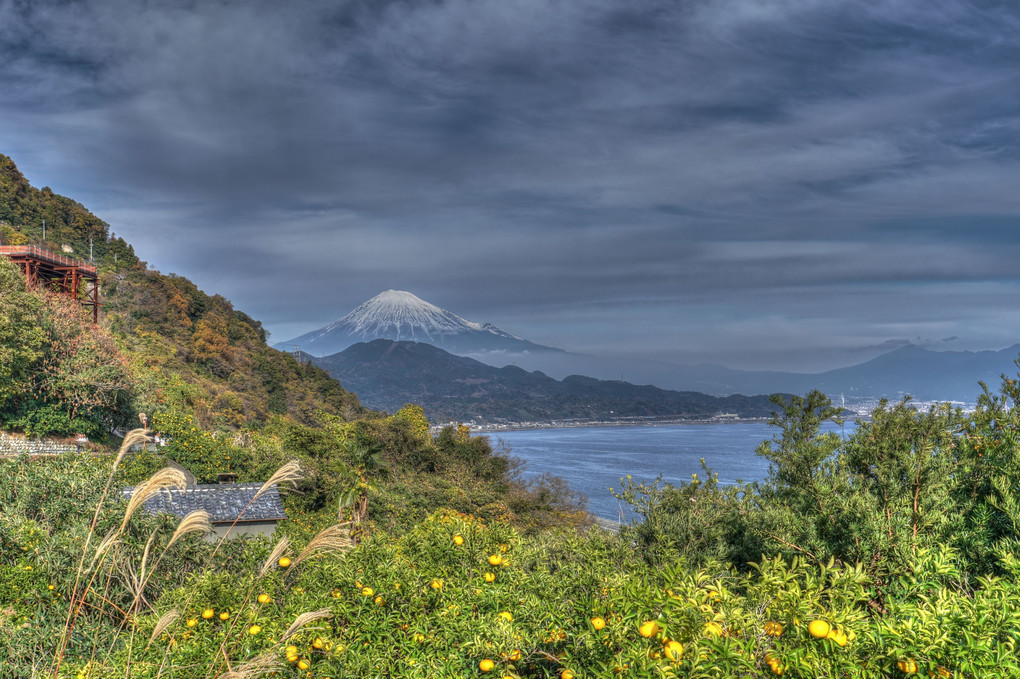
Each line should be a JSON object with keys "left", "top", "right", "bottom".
{"left": 2, "top": 0, "right": 1019, "bottom": 371}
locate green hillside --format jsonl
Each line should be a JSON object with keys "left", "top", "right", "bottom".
{"left": 314, "top": 339, "right": 782, "bottom": 423}
{"left": 1, "top": 153, "right": 367, "bottom": 438}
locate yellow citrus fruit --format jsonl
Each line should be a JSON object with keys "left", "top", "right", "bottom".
{"left": 361, "top": 586, "right": 374, "bottom": 596}
{"left": 218, "top": 611, "right": 229, "bottom": 621}
{"left": 701, "top": 619, "right": 726, "bottom": 636}
{"left": 507, "top": 649, "right": 521, "bottom": 661}
{"left": 257, "top": 593, "right": 271, "bottom": 604}
{"left": 186, "top": 618, "right": 198, "bottom": 627}
{"left": 278, "top": 557, "right": 291, "bottom": 568}
{"left": 808, "top": 620, "right": 831, "bottom": 639}
{"left": 764, "top": 621, "right": 783, "bottom": 637}
{"left": 313, "top": 637, "right": 325, "bottom": 649}
{"left": 414, "top": 633, "right": 426, "bottom": 643}
{"left": 453, "top": 534, "right": 464, "bottom": 545}
{"left": 561, "top": 671, "right": 574, "bottom": 679}
{"left": 498, "top": 611, "right": 513, "bottom": 622}
{"left": 430, "top": 578, "right": 443, "bottom": 590}
{"left": 297, "top": 659, "right": 310, "bottom": 670}
{"left": 638, "top": 620, "right": 660, "bottom": 638}
{"left": 898, "top": 659, "right": 918, "bottom": 674}
{"left": 590, "top": 616, "right": 606, "bottom": 630}
{"left": 484, "top": 572, "right": 496, "bottom": 583}
{"left": 287, "top": 653, "right": 298, "bottom": 663}
{"left": 489, "top": 554, "right": 503, "bottom": 566}
{"left": 201, "top": 608, "right": 214, "bottom": 619}
{"left": 828, "top": 629, "right": 848, "bottom": 646}
{"left": 930, "top": 667, "right": 950, "bottom": 679}
{"left": 375, "top": 595, "right": 385, "bottom": 606}
{"left": 248, "top": 625, "right": 261, "bottom": 635}
{"left": 663, "top": 639, "right": 684, "bottom": 661}
{"left": 286, "top": 645, "right": 298, "bottom": 655}
{"left": 479, "top": 659, "right": 495, "bottom": 672}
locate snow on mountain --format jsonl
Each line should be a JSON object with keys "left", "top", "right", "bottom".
{"left": 279, "top": 290, "right": 562, "bottom": 358}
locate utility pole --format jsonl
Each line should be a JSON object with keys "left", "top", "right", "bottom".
{"left": 89, "top": 237, "right": 94, "bottom": 262}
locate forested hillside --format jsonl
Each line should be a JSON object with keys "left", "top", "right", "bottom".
{"left": 0, "top": 153, "right": 367, "bottom": 438}
{"left": 314, "top": 339, "right": 781, "bottom": 423}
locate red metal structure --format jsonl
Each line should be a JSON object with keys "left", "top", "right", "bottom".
{"left": 0, "top": 245, "right": 100, "bottom": 322}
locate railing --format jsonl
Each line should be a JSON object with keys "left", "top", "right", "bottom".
{"left": 0, "top": 245, "right": 97, "bottom": 275}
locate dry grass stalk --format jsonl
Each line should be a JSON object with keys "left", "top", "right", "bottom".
{"left": 281, "top": 609, "right": 333, "bottom": 641}
{"left": 146, "top": 608, "right": 179, "bottom": 647}
{"left": 217, "top": 651, "right": 283, "bottom": 678}
{"left": 135, "top": 533, "right": 159, "bottom": 597}
{"left": 120, "top": 467, "right": 187, "bottom": 531}
{"left": 114, "top": 428, "right": 151, "bottom": 468}
{"left": 168, "top": 510, "right": 212, "bottom": 547}
{"left": 259, "top": 536, "right": 291, "bottom": 578}
{"left": 91, "top": 529, "right": 120, "bottom": 566}
{"left": 293, "top": 524, "right": 353, "bottom": 567}
{"left": 254, "top": 460, "right": 303, "bottom": 501}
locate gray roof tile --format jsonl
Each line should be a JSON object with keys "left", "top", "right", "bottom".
{"left": 120, "top": 483, "right": 287, "bottom": 523}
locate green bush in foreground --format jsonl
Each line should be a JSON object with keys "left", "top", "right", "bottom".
{"left": 8, "top": 503, "right": 1020, "bottom": 677}
{"left": 5, "top": 366, "right": 1020, "bottom": 677}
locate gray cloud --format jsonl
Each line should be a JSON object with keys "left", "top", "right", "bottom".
{"left": 2, "top": 0, "right": 1020, "bottom": 370}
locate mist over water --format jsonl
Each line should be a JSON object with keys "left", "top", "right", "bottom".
{"left": 494, "top": 422, "right": 850, "bottom": 523}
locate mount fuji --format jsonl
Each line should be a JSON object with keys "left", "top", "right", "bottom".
{"left": 278, "top": 290, "right": 564, "bottom": 358}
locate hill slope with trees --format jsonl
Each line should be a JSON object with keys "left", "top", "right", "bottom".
{"left": 314, "top": 339, "right": 782, "bottom": 423}
{"left": 1, "top": 153, "right": 367, "bottom": 438}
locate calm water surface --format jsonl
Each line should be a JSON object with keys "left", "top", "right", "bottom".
{"left": 492, "top": 422, "right": 849, "bottom": 522}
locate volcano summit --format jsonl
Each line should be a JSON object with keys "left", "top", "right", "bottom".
{"left": 278, "top": 290, "right": 562, "bottom": 358}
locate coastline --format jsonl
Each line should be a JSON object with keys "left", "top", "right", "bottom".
{"left": 449, "top": 415, "right": 770, "bottom": 434}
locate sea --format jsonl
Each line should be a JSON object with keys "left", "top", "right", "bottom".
{"left": 489, "top": 421, "right": 851, "bottom": 523}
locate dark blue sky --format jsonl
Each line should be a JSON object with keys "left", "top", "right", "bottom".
{"left": 2, "top": 0, "right": 1019, "bottom": 370}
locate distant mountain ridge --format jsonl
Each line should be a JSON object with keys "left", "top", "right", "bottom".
{"left": 466, "top": 344, "right": 1020, "bottom": 404}
{"left": 280, "top": 290, "right": 563, "bottom": 357}
{"left": 311, "top": 339, "right": 782, "bottom": 423}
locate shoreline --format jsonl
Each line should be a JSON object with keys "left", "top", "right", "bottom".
{"left": 457, "top": 415, "right": 771, "bottom": 434}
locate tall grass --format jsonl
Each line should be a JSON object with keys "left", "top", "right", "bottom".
{"left": 36, "top": 429, "right": 350, "bottom": 678}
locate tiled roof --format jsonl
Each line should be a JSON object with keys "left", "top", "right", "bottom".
{"left": 120, "top": 483, "right": 287, "bottom": 523}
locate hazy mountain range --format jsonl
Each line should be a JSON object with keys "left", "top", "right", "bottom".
{"left": 310, "top": 340, "right": 782, "bottom": 423}
{"left": 287, "top": 290, "right": 1020, "bottom": 409}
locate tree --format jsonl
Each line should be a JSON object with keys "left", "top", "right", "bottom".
{"left": 338, "top": 439, "right": 389, "bottom": 532}
{"left": 0, "top": 257, "right": 45, "bottom": 416}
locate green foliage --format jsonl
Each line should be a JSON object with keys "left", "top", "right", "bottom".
{"left": 0, "top": 258, "right": 46, "bottom": 411}
{"left": 153, "top": 409, "right": 248, "bottom": 483}
{"left": 0, "top": 259, "right": 134, "bottom": 437}
{"left": 0, "top": 153, "right": 130, "bottom": 268}
{"left": 614, "top": 463, "right": 750, "bottom": 566}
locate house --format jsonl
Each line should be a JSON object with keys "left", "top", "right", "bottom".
{"left": 120, "top": 482, "right": 287, "bottom": 540}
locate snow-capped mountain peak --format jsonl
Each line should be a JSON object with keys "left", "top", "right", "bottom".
{"left": 328, "top": 290, "right": 473, "bottom": 340}
{"left": 279, "top": 290, "right": 562, "bottom": 358}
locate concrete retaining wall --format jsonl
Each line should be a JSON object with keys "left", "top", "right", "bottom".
{"left": 0, "top": 432, "right": 80, "bottom": 456}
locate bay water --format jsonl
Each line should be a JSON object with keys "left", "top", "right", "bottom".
{"left": 491, "top": 421, "right": 850, "bottom": 523}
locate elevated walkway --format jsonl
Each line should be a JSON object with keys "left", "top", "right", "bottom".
{"left": 0, "top": 245, "right": 99, "bottom": 321}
